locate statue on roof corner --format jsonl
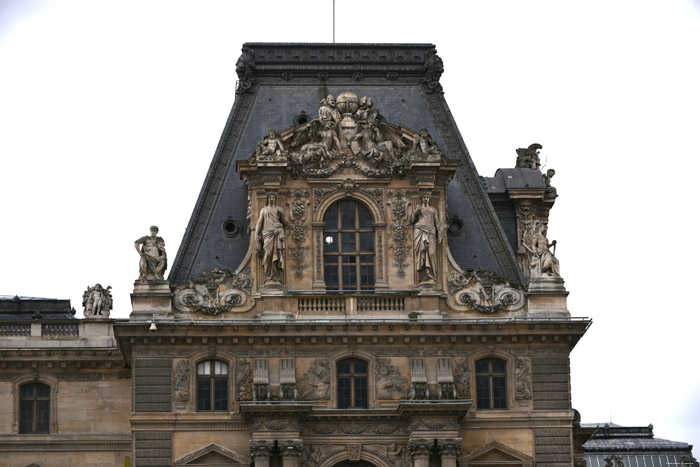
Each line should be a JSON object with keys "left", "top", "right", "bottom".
{"left": 135, "top": 226, "right": 167, "bottom": 282}
{"left": 412, "top": 192, "right": 442, "bottom": 283}
{"left": 256, "top": 192, "right": 287, "bottom": 284}
{"left": 255, "top": 129, "right": 287, "bottom": 161}
{"left": 522, "top": 220, "right": 560, "bottom": 279}
{"left": 409, "top": 128, "right": 442, "bottom": 162}
{"left": 516, "top": 143, "right": 542, "bottom": 170}
{"left": 82, "top": 283, "right": 112, "bottom": 318}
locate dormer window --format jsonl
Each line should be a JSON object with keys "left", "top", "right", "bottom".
{"left": 323, "top": 201, "right": 374, "bottom": 291}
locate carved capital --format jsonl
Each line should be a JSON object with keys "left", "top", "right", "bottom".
{"left": 250, "top": 440, "right": 274, "bottom": 460}
{"left": 437, "top": 438, "right": 462, "bottom": 458}
{"left": 409, "top": 439, "right": 433, "bottom": 458}
{"left": 280, "top": 440, "right": 303, "bottom": 459}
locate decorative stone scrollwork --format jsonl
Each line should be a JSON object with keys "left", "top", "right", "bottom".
{"left": 82, "top": 283, "right": 112, "bottom": 318}
{"left": 409, "top": 439, "right": 433, "bottom": 458}
{"left": 447, "top": 267, "right": 524, "bottom": 314}
{"left": 376, "top": 357, "right": 409, "bottom": 399}
{"left": 236, "top": 45, "right": 256, "bottom": 94}
{"left": 173, "top": 360, "right": 190, "bottom": 403}
{"left": 388, "top": 190, "right": 410, "bottom": 278}
{"left": 422, "top": 49, "right": 444, "bottom": 94}
{"left": 438, "top": 438, "right": 462, "bottom": 458}
{"left": 298, "top": 359, "right": 330, "bottom": 400}
{"left": 514, "top": 357, "right": 532, "bottom": 400}
{"left": 280, "top": 440, "right": 303, "bottom": 459}
{"left": 173, "top": 268, "right": 253, "bottom": 315}
{"left": 313, "top": 179, "right": 384, "bottom": 215}
{"left": 515, "top": 143, "right": 542, "bottom": 170}
{"left": 249, "top": 440, "right": 273, "bottom": 460}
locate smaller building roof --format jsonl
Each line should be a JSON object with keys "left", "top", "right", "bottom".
{"left": 0, "top": 296, "right": 76, "bottom": 320}
{"left": 481, "top": 168, "right": 547, "bottom": 194}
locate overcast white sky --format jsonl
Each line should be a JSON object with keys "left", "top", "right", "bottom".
{"left": 1, "top": 0, "right": 699, "bottom": 452}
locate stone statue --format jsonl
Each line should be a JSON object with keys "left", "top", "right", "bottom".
{"left": 255, "top": 193, "right": 287, "bottom": 283}
{"left": 410, "top": 128, "right": 442, "bottom": 161}
{"left": 135, "top": 226, "right": 167, "bottom": 281}
{"left": 255, "top": 129, "right": 286, "bottom": 160}
{"left": 82, "top": 283, "right": 112, "bottom": 318}
{"left": 411, "top": 193, "right": 442, "bottom": 283}
{"left": 318, "top": 94, "right": 340, "bottom": 127}
{"left": 543, "top": 168, "right": 558, "bottom": 199}
{"left": 523, "top": 221, "right": 560, "bottom": 278}
{"left": 515, "top": 143, "right": 542, "bottom": 170}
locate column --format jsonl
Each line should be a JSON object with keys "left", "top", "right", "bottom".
{"left": 250, "top": 440, "right": 273, "bottom": 467}
{"left": 438, "top": 438, "right": 462, "bottom": 467}
{"left": 280, "top": 440, "right": 303, "bottom": 467}
{"left": 409, "top": 438, "right": 432, "bottom": 467}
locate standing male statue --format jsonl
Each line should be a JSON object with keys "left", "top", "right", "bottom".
{"left": 255, "top": 193, "right": 287, "bottom": 283}
{"left": 522, "top": 221, "right": 560, "bottom": 278}
{"left": 411, "top": 193, "right": 442, "bottom": 283}
{"left": 135, "top": 226, "right": 167, "bottom": 281}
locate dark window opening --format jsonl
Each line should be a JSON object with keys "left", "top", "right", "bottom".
{"left": 197, "top": 360, "right": 228, "bottom": 411}
{"left": 20, "top": 383, "right": 50, "bottom": 433}
{"left": 324, "top": 201, "right": 375, "bottom": 291}
{"left": 476, "top": 358, "right": 507, "bottom": 409}
{"left": 337, "top": 358, "right": 368, "bottom": 409}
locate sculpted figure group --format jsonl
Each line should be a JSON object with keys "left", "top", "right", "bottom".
{"left": 253, "top": 92, "right": 443, "bottom": 176}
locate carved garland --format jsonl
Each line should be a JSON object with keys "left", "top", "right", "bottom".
{"left": 288, "top": 190, "right": 310, "bottom": 279}
{"left": 173, "top": 268, "right": 253, "bottom": 316}
{"left": 388, "top": 190, "right": 410, "bottom": 277}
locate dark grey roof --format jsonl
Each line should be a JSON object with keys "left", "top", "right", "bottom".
{"left": 482, "top": 168, "right": 547, "bottom": 194}
{"left": 169, "top": 43, "right": 521, "bottom": 285}
{"left": 0, "top": 296, "right": 76, "bottom": 320}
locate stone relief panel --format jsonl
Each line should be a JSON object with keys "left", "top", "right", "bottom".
{"left": 288, "top": 189, "right": 310, "bottom": 280}
{"left": 235, "top": 358, "right": 253, "bottom": 401}
{"left": 172, "top": 360, "right": 190, "bottom": 403}
{"left": 453, "top": 358, "right": 471, "bottom": 399}
{"left": 172, "top": 268, "right": 253, "bottom": 315}
{"left": 446, "top": 267, "right": 525, "bottom": 314}
{"left": 388, "top": 190, "right": 410, "bottom": 278}
{"left": 298, "top": 358, "right": 330, "bottom": 400}
{"left": 375, "top": 357, "right": 409, "bottom": 399}
{"left": 514, "top": 357, "right": 532, "bottom": 401}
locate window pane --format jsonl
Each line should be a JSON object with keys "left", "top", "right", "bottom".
{"left": 353, "top": 359, "right": 367, "bottom": 374}
{"left": 342, "top": 256, "right": 357, "bottom": 288}
{"left": 20, "top": 384, "right": 34, "bottom": 399}
{"left": 324, "top": 233, "right": 338, "bottom": 253}
{"left": 324, "top": 259, "right": 339, "bottom": 289}
{"left": 214, "top": 378, "right": 228, "bottom": 411}
{"left": 324, "top": 204, "right": 338, "bottom": 229}
{"left": 492, "top": 359, "right": 506, "bottom": 374}
{"left": 476, "top": 376, "right": 491, "bottom": 409}
{"left": 338, "top": 377, "right": 351, "bottom": 409}
{"left": 359, "top": 232, "right": 374, "bottom": 251}
{"left": 358, "top": 204, "right": 373, "bottom": 229}
{"left": 36, "top": 384, "right": 50, "bottom": 398}
{"left": 197, "top": 378, "right": 211, "bottom": 411}
{"left": 35, "top": 400, "right": 50, "bottom": 433}
{"left": 337, "top": 360, "right": 351, "bottom": 374}
{"left": 19, "top": 401, "right": 34, "bottom": 433}
{"left": 354, "top": 377, "right": 368, "bottom": 408}
{"left": 341, "top": 201, "right": 356, "bottom": 229}
{"left": 493, "top": 376, "right": 507, "bottom": 409}
{"left": 198, "top": 361, "right": 211, "bottom": 376}
{"left": 341, "top": 232, "right": 356, "bottom": 252}
{"left": 475, "top": 360, "right": 489, "bottom": 374}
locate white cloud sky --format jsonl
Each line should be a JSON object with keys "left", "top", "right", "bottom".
{"left": 1, "top": 0, "right": 699, "bottom": 452}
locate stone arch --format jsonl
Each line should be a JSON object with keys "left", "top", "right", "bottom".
{"left": 185, "top": 349, "right": 236, "bottom": 412}
{"left": 329, "top": 349, "right": 376, "bottom": 409}
{"left": 314, "top": 190, "right": 383, "bottom": 224}
{"left": 319, "top": 449, "right": 388, "bottom": 467}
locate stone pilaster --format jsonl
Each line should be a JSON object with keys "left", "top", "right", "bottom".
{"left": 280, "top": 440, "right": 303, "bottom": 467}
{"left": 409, "top": 438, "right": 432, "bottom": 467}
{"left": 250, "top": 440, "right": 274, "bottom": 467}
{"left": 438, "top": 438, "right": 461, "bottom": 467}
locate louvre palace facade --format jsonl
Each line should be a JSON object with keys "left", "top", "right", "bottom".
{"left": 0, "top": 43, "right": 590, "bottom": 467}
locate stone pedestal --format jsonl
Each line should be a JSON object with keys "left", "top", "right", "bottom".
{"left": 130, "top": 280, "right": 173, "bottom": 320}
{"left": 527, "top": 277, "right": 569, "bottom": 316}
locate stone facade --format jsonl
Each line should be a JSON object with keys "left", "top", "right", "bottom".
{"left": 0, "top": 43, "right": 589, "bottom": 467}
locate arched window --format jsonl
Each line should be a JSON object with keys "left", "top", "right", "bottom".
{"left": 323, "top": 200, "right": 374, "bottom": 291}
{"left": 337, "top": 358, "right": 368, "bottom": 409}
{"left": 476, "top": 358, "right": 507, "bottom": 409}
{"left": 197, "top": 360, "right": 228, "bottom": 411}
{"left": 19, "top": 383, "right": 50, "bottom": 433}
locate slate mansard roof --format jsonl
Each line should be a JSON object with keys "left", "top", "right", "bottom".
{"left": 169, "top": 43, "right": 522, "bottom": 285}
{"left": 0, "top": 296, "right": 76, "bottom": 320}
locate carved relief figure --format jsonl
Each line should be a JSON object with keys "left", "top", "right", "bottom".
{"left": 255, "top": 129, "right": 286, "bottom": 160}
{"left": 376, "top": 358, "right": 409, "bottom": 399}
{"left": 523, "top": 221, "right": 560, "bottom": 278}
{"left": 410, "top": 128, "right": 442, "bottom": 161}
{"left": 387, "top": 443, "right": 411, "bottom": 467}
{"left": 135, "top": 226, "right": 167, "bottom": 281}
{"left": 411, "top": 193, "right": 442, "bottom": 283}
{"left": 235, "top": 359, "right": 253, "bottom": 401}
{"left": 82, "top": 283, "right": 112, "bottom": 318}
{"left": 514, "top": 357, "right": 532, "bottom": 400}
{"left": 298, "top": 359, "right": 330, "bottom": 400}
{"left": 318, "top": 94, "right": 341, "bottom": 127}
{"left": 173, "top": 360, "right": 190, "bottom": 402}
{"left": 255, "top": 193, "right": 287, "bottom": 283}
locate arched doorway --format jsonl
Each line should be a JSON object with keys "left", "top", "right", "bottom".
{"left": 332, "top": 462, "right": 376, "bottom": 467}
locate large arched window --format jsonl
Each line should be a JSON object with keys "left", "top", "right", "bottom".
{"left": 19, "top": 383, "right": 50, "bottom": 433}
{"left": 337, "top": 358, "right": 368, "bottom": 409}
{"left": 197, "top": 360, "right": 228, "bottom": 411}
{"left": 323, "top": 200, "right": 374, "bottom": 291}
{"left": 476, "top": 358, "right": 507, "bottom": 409}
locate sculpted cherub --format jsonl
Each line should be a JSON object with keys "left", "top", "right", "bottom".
{"left": 255, "top": 129, "right": 287, "bottom": 160}
{"left": 82, "top": 283, "right": 113, "bottom": 318}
